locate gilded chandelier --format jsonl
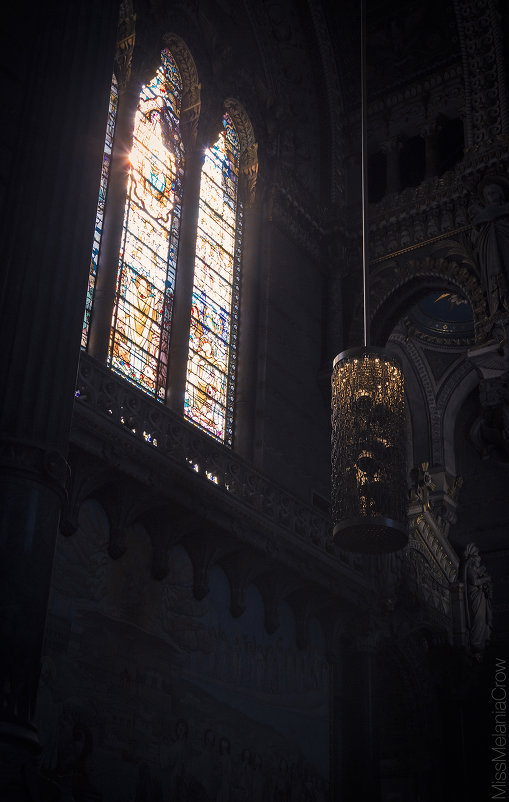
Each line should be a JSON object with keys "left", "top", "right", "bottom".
{"left": 330, "top": 0, "right": 407, "bottom": 553}
{"left": 331, "top": 348, "right": 407, "bottom": 552}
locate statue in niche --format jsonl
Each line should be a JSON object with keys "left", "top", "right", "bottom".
{"left": 470, "top": 176, "right": 509, "bottom": 317}
{"left": 461, "top": 543, "right": 493, "bottom": 655}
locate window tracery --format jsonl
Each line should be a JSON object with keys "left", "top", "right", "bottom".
{"left": 82, "top": 39, "right": 254, "bottom": 449}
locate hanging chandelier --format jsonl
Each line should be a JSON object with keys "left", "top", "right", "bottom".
{"left": 331, "top": 0, "right": 408, "bottom": 554}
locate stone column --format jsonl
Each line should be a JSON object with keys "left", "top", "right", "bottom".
{"left": 234, "top": 144, "right": 261, "bottom": 460}
{"left": 253, "top": 184, "right": 276, "bottom": 470}
{"left": 166, "top": 107, "right": 206, "bottom": 414}
{"left": 87, "top": 77, "right": 140, "bottom": 362}
{"left": 0, "top": 0, "right": 119, "bottom": 796}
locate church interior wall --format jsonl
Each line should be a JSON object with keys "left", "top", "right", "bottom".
{"left": 1, "top": 1, "right": 508, "bottom": 800}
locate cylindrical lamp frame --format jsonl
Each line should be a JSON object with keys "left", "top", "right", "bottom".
{"left": 331, "top": 347, "right": 408, "bottom": 553}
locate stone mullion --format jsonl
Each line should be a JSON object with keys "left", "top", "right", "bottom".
{"left": 87, "top": 78, "right": 140, "bottom": 363}
{"left": 234, "top": 162, "right": 262, "bottom": 460}
{"left": 252, "top": 186, "right": 276, "bottom": 470}
{"left": 167, "top": 145, "right": 205, "bottom": 413}
{"left": 0, "top": 0, "right": 119, "bottom": 792}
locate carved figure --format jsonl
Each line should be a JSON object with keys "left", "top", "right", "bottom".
{"left": 410, "top": 462, "right": 435, "bottom": 511}
{"left": 461, "top": 543, "right": 493, "bottom": 654}
{"left": 470, "top": 178, "right": 509, "bottom": 317}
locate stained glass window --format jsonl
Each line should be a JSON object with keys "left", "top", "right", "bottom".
{"left": 82, "top": 74, "right": 118, "bottom": 348}
{"left": 109, "top": 49, "right": 184, "bottom": 399}
{"left": 184, "top": 113, "right": 242, "bottom": 445}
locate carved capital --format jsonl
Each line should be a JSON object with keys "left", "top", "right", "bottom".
{"left": 114, "top": 4, "right": 136, "bottom": 90}
{"left": 239, "top": 142, "right": 259, "bottom": 207}
{"left": 180, "top": 82, "right": 201, "bottom": 151}
{"left": 0, "top": 438, "right": 69, "bottom": 501}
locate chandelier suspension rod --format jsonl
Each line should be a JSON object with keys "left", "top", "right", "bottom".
{"left": 361, "top": 0, "right": 369, "bottom": 348}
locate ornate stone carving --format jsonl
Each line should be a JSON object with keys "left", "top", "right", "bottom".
{"left": 162, "top": 32, "right": 199, "bottom": 93}
{"left": 0, "top": 438, "right": 69, "bottom": 500}
{"left": 73, "top": 353, "right": 381, "bottom": 617}
{"left": 459, "top": 543, "right": 493, "bottom": 655}
{"left": 469, "top": 174, "right": 509, "bottom": 318}
{"left": 366, "top": 142, "right": 509, "bottom": 263}
{"left": 179, "top": 82, "right": 201, "bottom": 151}
{"left": 239, "top": 142, "right": 259, "bottom": 207}
{"left": 162, "top": 33, "right": 201, "bottom": 150}
{"left": 60, "top": 451, "right": 115, "bottom": 537}
{"left": 454, "top": 0, "right": 509, "bottom": 146}
{"left": 410, "top": 462, "right": 436, "bottom": 511}
{"left": 224, "top": 98, "right": 256, "bottom": 152}
{"left": 370, "top": 256, "right": 485, "bottom": 345}
{"left": 115, "top": 1, "right": 136, "bottom": 90}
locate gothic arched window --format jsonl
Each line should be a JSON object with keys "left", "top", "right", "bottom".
{"left": 82, "top": 42, "right": 256, "bottom": 450}
{"left": 184, "top": 113, "right": 242, "bottom": 445}
{"left": 108, "top": 49, "right": 184, "bottom": 399}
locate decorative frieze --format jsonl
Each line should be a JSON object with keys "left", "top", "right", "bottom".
{"left": 364, "top": 142, "right": 509, "bottom": 263}
{"left": 72, "top": 352, "right": 373, "bottom": 605}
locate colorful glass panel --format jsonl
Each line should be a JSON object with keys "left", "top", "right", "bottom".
{"left": 109, "top": 49, "right": 184, "bottom": 399}
{"left": 82, "top": 74, "right": 118, "bottom": 348}
{"left": 185, "top": 113, "right": 242, "bottom": 445}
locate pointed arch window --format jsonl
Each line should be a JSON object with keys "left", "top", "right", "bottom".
{"left": 82, "top": 47, "right": 255, "bottom": 450}
{"left": 184, "top": 113, "right": 242, "bottom": 445}
{"left": 108, "top": 49, "right": 184, "bottom": 399}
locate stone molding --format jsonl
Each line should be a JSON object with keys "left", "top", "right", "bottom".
{"left": 0, "top": 437, "right": 69, "bottom": 501}
{"left": 369, "top": 255, "right": 486, "bottom": 346}
{"left": 454, "top": 0, "right": 509, "bottom": 146}
{"left": 72, "top": 352, "right": 373, "bottom": 606}
{"left": 365, "top": 141, "right": 509, "bottom": 262}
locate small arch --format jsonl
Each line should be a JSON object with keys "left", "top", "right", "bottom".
{"left": 161, "top": 33, "right": 200, "bottom": 100}
{"left": 224, "top": 98, "right": 258, "bottom": 206}
{"left": 162, "top": 33, "right": 201, "bottom": 149}
{"left": 370, "top": 257, "right": 484, "bottom": 346}
{"left": 224, "top": 98, "right": 256, "bottom": 154}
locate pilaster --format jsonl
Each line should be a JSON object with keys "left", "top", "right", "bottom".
{"left": 0, "top": 0, "right": 119, "bottom": 796}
